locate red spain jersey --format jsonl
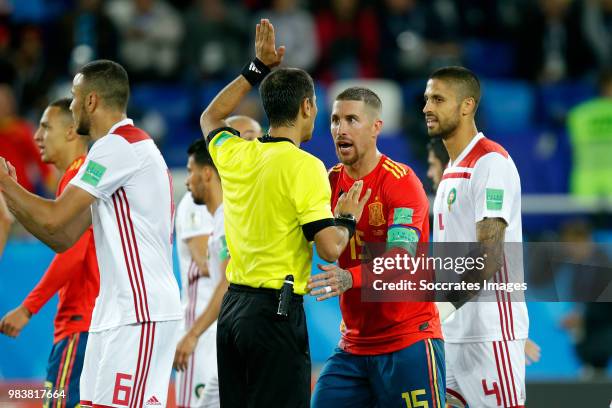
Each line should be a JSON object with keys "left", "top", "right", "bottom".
{"left": 23, "top": 156, "right": 99, "bottom": 344}
{"left": 329, "top": 154, "right": 442, "bottom": 355}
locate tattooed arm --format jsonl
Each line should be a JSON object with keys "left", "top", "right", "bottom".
{"left": 437, "top": 217, "right": 507, "bottom": 320}
{"left": 462, "top": 217, "right": 507, "bottom": 289}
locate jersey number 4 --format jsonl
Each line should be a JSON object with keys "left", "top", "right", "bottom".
{"left": 482, "top": 379, "right": 501, "bottom": 406}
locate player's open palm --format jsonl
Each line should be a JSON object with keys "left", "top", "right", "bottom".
{"left": 0, "top": 305, "right": 31, "bottom": 338}
{"left": 255, "top": 19, "right": 285, "bottom": 68}
{"left": 335, "top": 180, "right": 372, "bottom": 221}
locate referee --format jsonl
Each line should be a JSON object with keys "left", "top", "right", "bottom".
{"left": 201, "top": 19, "right": 371, "bottom": 407}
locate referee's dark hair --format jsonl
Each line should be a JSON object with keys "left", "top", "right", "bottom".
{"left": 77, "top": 59, "right": 130, "bottom": 111}
{"left": 429, "top": 66, "right": 481, "bottom": 110}
{"left": 188, "top": 139, "right": 217, "bottom": 171}
{"left": 427, "top": 137, "right": 449, "bottom": 168}
{"left": 260, "top": 68, "right": 315, "bottom": 127}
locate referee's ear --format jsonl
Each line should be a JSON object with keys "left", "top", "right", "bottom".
{"left": 301, "top": 97, "right": 314, "bottom": 119}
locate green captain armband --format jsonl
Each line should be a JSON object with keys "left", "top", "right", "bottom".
{"left": 387, "top": 226, "right": 419, "bottom": 256}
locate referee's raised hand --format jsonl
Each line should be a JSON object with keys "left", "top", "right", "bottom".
{"left": 335, "top": 180, "right": 372, "bottom": 221}
{"left": 255, "top": 19, "right": 285, "bottom": 68}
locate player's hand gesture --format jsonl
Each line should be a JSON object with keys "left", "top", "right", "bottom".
{"left": 335, "top": 180, "right": 372, "bottom": 222}
{"left": 255, "top": 19, "right": 285, "bottom": 68}
{"left": 173, "top": 332, "right": 198, "bottom": 372}
{"left": 308, "top": 263, "right": 353, "bottom": 301}
{"left": 0, "top": 305, "right": 32, "bottom": 338}
{"left": 0, "top": 157, "right": 17, "bottom": 182}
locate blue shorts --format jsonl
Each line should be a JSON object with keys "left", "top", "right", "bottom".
{"left": 312, "top": 338, "right": 445, "bottom": 408}
{"left": 44, "top": 332, "right": 88, "bottom": 408}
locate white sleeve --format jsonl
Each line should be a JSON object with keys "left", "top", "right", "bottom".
{"left": 175, "top": 195, "right": 213, "bottom": 242}
{"left": 471, "top": 153, "right": 518, "bottom": 225}
{"left": 69, "top": 135, "right": 139, "bottom": 200}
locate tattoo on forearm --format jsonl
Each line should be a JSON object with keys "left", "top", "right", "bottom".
{"left": 477, "top": 217, "right": 507, "bottom": 244}
{"left": 447, "top": 217, "right": 507, "bottom": 308}
{"left": 476, "top": 217, "right": 506, "bottom": 279}
{"left": 337, "top": 269, "right": 353, "bottom": 292}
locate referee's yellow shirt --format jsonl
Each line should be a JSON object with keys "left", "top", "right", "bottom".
{"left": 207, "top": 128, "right": 333, "bottom": 294}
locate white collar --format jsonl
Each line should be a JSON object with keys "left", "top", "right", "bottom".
{"left": 213, "top": 203, "right": 224, "bottom": 220}
{"left": 449, "top": 132, "right": 484, "bottom": 167}
{"left": 108, "top": 118, "right": 134, "bottom": 135}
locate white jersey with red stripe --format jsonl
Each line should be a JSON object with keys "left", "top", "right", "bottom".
{"left": 70, "top": 118, "right": 182, "bottom": 332}
{"left": 175, "top": 202, "right": 224, "bottom": 408}
{"left": 433, "top": 132, "right": 529, "bottom": 343}
{"left": 175, "top": 192, "right": 215, "bottom": 321}
{"left": 446, "top": 341, "right": 526, "bottom": 408}
{"left": 207, "top": 204, "right": 227, "bottom": 286}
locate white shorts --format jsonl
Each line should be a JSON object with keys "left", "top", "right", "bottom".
{"left": 80, "top": 320, "right": 180, "bottom": 407}
{"left": 446, "top": 340, "right": 526, "bottom": 408}
{"left": 175, "top": 326, "right": 219, "bottom": 408}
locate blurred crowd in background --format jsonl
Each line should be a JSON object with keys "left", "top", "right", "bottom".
{"left": 0, "top": 0, "right": 611, "bottom": 378}
{"left": 3, "top": 0, "right": 612, "bottom": 86}
{"left": 1, "top": 0, "right": 612, "bottom": 198}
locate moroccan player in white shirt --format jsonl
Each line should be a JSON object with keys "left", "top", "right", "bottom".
{"left": 174, "top": 118, "right": 260, "bottom": 407}
{"left": 174, "top": 140, "right": 229, "bottom": 408}
{"left": 175, "top": 191, "right": 216, "bottom": 408}
{"left": 72, "top": 116, "right": 183, "bottom": 407}
{"left": 425, "top": 67, "right": 528, "bottom": 408}
{"left": 0, "top": 61, "right": 182, "bottom": 408}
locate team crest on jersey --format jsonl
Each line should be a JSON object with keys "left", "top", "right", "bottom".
{"left": 188, "top": 211, "right": 202, "bottom": 229}
{"left": 447, "top": 187, "right": 457, "bottom": 211}
{"left": 195, "top": 383, "right": 206, "bottom": 398}
{"left": 368, "top": 201, "right": 385, "bottom": 226}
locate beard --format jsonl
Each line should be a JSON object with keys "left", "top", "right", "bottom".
{"left": 75, "top": 105, "right": 91, "bottom": 136}
{"left": 335, "top": 145, "right": 361, "bottom": 166}
{"left": 427, "top": 115, "right": 460, "bottom": 140}
{"left": 192, "top": 195, "right": 205, "bottom": 205}
{"left": 191, "top": 186, "right": 208, "bottom": 205}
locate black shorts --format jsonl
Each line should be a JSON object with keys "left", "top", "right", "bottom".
{"left": 217, "top": 284, "right": 311, "bottom": 407}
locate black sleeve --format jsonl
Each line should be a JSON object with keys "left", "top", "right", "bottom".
{"left": 302, "top": 218, "right": 335, "bottom": 242}
{"left": 205, "top": 126, "right": 241, "bottom": 145}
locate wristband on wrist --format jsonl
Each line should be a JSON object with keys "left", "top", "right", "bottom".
{"left": 241, "top": 57, "right": 271, "bottom": 86}
{"left": 335, "top": 214, "right": 356, "bottom": 238}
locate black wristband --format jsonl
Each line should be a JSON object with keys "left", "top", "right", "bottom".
{"left": 335, "top": 215, "right": 356, "bottom": 238}
{"left": 241, "top": 57, "right": 271, "bottom": 86}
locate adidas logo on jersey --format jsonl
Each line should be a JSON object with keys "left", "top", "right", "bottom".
{"left": 145, "top": 396, "right": 161, "bottom": 405}
{"left": 249, "top": 62, "right": 261, "bottom": 74}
